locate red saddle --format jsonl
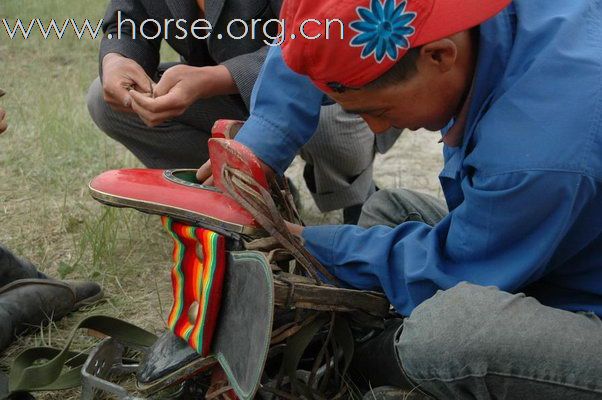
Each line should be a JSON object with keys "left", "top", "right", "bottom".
{"left": 89, "top": 121, "right": 268, "bottom": 239}
{"left": 88, "top": 120, "right": 390, "bottom": 400}
{"left": 88, "top": 120, "right": 275, "bottom": 400}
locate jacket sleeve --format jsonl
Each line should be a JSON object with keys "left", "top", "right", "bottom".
{"left": 234, "top": 46, "right": 325, "bottom": 175}
{"left": 301, "top": 171, "right": 599, "bottom": 316}
{"left": 220, "top": 46, "right": 268, "bottom": 109}
{"left": 220, "top": 0, "right": 283, "bottom": 108}
{"left": 99, "top": 0, "right": 162, "bottom": 79}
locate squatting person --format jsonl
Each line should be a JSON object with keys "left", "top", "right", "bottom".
{"left": 87, "top": 0, "right": 403, "bottom": 225}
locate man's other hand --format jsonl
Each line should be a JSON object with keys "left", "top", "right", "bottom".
{"left": 102, "top": 53, "right": 154, "bottom": 113}
{"left": 128, "top": 65, "right": 237, "bottom": 128}
{"left": 285, "top": 221, "right": 304, "bottom": 238}
{"left": 0, "top": 107, "right": 7, "bottom": 134}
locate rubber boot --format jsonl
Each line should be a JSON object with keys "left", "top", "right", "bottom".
{"left": 351, "top": 319, "right": 414, "bottom": 391}
{"left": 0, "top": 279, "right": 103, "bottom": 352}
{"left": 0, "top": 246, "right": 47, "bottom": 287}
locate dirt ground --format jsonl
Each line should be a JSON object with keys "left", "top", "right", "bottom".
{"left": 291, "top": 129, "right": 445, "bottom": 225}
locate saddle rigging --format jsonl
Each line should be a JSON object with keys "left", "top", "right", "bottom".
{"left": 8, "top": 120, "right": 391, "bottom": 400}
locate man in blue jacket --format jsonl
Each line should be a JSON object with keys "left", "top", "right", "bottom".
{"left": 199, "top": 0, "right": 602, "bottom": 398}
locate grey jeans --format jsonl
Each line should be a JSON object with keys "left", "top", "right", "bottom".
{"left": 86, "top": 71, "right": 401, "bottom": 212}
{"left": 356, "top": 189, "right": 602, "bottom": 399}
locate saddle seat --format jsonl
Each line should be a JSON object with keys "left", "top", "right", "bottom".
{"left": 90, "top": 168, "right": 263, "bottom": 238}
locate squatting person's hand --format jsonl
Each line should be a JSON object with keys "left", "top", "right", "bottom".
{"left": 0, "top": 107, "right": 7, "bottom": 134}
{"left": 102, "top": 53, "right": 154, "bottom": 113}
{"left": 128, "top": 64, "right": 237, "bottom": 127}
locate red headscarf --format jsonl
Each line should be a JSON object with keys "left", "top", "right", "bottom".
{"left": 280, "top": 0, "right": 511, "bottom": 92}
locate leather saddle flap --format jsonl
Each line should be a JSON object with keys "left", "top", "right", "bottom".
{"left": 89, "top": 169, "right": 261, "bottom": 237}
{"left": 213, "top": 251, "right": 274, "bottom": 400}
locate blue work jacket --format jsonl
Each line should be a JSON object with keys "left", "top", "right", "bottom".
{"left": 236, "top": 0, "right": 602, "bottom": 316}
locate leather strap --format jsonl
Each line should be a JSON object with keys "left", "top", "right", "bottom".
{"left": 8, "top": 315, "right": 157, "bottom": 393}
{"left": 221, "top": 166, "right": 340, "bottom": 286}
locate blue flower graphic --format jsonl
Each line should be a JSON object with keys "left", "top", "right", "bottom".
{"left": 350, "top": 0, "right": 417, "bottom": 63}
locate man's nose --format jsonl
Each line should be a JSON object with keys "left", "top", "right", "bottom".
{"left": 361, "top": 115, "right": 392, "bottom": 134}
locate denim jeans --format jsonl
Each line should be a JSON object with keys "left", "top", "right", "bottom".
{"left": 355, "top": 189, "right": 602, "bottom": 399}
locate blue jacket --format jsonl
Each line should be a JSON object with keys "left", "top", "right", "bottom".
{"left": 236, "top": 0, "right": 602, "bottom": 316}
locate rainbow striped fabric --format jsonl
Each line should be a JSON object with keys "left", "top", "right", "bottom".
{"left": 162, "top": 216, "right": 226, "bottom": 356}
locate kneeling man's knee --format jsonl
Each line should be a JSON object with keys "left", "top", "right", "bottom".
{"left": 86, "top": 77, "right": 112, "bottom": 131}
{"left": 397, "top": 283, "right": 511, "bottom": 382}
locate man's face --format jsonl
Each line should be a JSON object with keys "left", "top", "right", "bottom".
{"left": 328, "top": 33, "right": 476, "bottom": 133}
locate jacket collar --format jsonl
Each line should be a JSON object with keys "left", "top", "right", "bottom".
{"left": 204, "top": 0, "right": 226, "bottom": 27}
{"left": 439, "top": 3, "right": 515, "bottom": 192}
{"left": 165, "top": 0, "right": 225, "bottom": 27}
{"left": 165, "top": 0, "right": 224, "bottom": 57}
{"left": 166, "top": 0, "right": 198, "bottom": 23}
{"left": 441, "top": 4, "right": 515, "bottom": 154}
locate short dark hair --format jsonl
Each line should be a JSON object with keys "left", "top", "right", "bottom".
{"left": 365, "top": 46, "right": 422, "bottom": 89}
{"left": 326, "top": 47, "right": 422, "bottom": 93}
{"left": 327, "top": 46, "right": 422, "bottom": 93}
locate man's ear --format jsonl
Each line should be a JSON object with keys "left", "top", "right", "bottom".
{"left": 418, "top": 39, "right": 458, "bottom": 73}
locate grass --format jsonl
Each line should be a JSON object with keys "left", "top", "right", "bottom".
{"left": 0, "top": 1, "right": 443, "bottom": 398}
{"left": 0, "top": 1, "right": 174, "bottom": 397}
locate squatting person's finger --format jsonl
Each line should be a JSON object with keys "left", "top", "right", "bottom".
{"left": 153, "top": 73, "right": 180, "bottom": 98}
{"left": 103, "top": 83, "right": 130, "bottom": 108}
{"left": 129, "top": 90, "right": 184, "bottom": 114}
{"left": 116, "top": 69, "right": 154, "bottom": 109}
{"left": 130, "top": 97, "right": 176, "bottom": 127}
{"left": 127, "top": 68, "right": 154, "bottom": 96}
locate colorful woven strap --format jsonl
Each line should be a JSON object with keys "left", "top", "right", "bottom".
{"left": 162, "top": 217, "right": 227, "bottom": 356}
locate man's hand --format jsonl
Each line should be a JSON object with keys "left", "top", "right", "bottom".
{"left": 0, "top": 107, "right": 7, "bottom": 134}
{"left": 196, "top": 156, "right": 277, "bottom": 186}
{"left": 196, "top": 159, "right": 215, "bottom": 185}
{"left": 102, "top": 53, "right": 154, "bottom": 113}
{"left": 128, "top": 65, "right": 237, "bottom": 127}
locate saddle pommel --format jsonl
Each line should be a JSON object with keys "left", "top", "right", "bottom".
{"left": 209, "top": 138, "right": 269, "bottom": 195}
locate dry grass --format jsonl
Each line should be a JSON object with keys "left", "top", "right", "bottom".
{"left": 0, "top": 0, "right": 443, "bottom": 398}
